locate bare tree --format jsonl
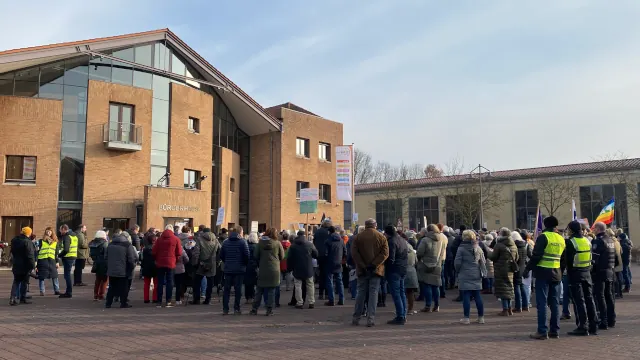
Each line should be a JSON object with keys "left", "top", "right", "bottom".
{"left": 596, "top": 152, "right": 640, "bottom": 209}
{"left": 353, "top": 148, "right": 374, "bottom": 185}
{"left": 534, "top": 178, "right": 577, "bottom": 217}
{"left": 424, "top": 164, "right": 444, "bottom": 178}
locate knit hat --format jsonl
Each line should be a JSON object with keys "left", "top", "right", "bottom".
{"left": 95, "top": 230, "right": 107, "bottom": 239}
{"left": 568, "top": 221, "right": 582, "bottom": 235}
{"left": 21, "top": 227, "right": 32, "bottom": 237}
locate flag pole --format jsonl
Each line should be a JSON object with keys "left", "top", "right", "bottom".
{"left": 351, "top": 143, "right": 355, "bottom": 231}
{"left": 533, "top": 201, "right": 541, "bottom": 239}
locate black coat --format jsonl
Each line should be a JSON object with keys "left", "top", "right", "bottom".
{"left": 89, "top": 238, "right": 108, "bottom": 276}
{"left": 324, "top": 233, "right": 346, "bottom": 273}
{"left": 11, "top": 234, "right": 35, "bottom": 275}
{"left": 385, "top": 234, "right": 408, "bottom": 276}
{"left": 140, "top": 246, "right": 157, "bottom": 278}
{"left": 287, "top": 236, "right": 318, "bottom": 279}
{"left": 592, "top": 232, "right": 616, "bottom": 281}
{"left": 313, "top": 226, "right": 330, "bottom": 258}
{"left": 246, "top": 241, "right": 259, "bottom": 278}
{"left": 106, "top": 235, "right": 137, "bottom": 278}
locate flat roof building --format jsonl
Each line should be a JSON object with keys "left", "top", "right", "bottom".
{"left": 0, "top": 29, "right": 345, "bottom": 240}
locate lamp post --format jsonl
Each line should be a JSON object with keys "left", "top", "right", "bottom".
{"left": 470, "top": 164, "right": 491, "bottom": 229}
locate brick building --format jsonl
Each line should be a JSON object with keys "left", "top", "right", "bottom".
{"left": 0, "top": 29, "right": 345, "bottom": 240}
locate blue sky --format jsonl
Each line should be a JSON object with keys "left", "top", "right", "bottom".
{"left": 1, "top": 0, "right": 639, "bottom": 172}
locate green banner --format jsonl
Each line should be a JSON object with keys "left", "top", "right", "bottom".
{"left": 300, "top": 200, "right": 318, "bottom": 214}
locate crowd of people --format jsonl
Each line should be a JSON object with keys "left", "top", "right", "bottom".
{"left": 7, "top": 216, "right": 633, "bottom": 339}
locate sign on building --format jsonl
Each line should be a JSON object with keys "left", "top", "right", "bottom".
{"left": 336, "top": 146, "right": 353, "bottom": 201}
{"left": 216, "top": 207, "right": 225, "bottom": 226}
{"left": 299, "top": 188, "right": 319, "bottom": 214}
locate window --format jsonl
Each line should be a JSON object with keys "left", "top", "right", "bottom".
{"left": 184, "top": 169, "right": 201, "bottom": 189}
{"left": 296, "top": 137, "right": 310, "bottom": 158}
{"left": 318, "top": 142, "right": 331, "bottom": 162}
{"left": 230, "top": 177, "right": 236, "bottom": 192}
{"left": 319, "top": 183, "right": 331, "bottom": 202}
{"left": 296, "top": 181, "right": 310, "bottom": 199}
{"left": 408, "top": 197, "right": 439, "bottom": 231}
{"left": 2, "top": 217, "right": 33, "bottom": 242}
{"left": 580, "top": 184, "right": 628, "bottom": 233}
{"left": 188, "top": 117, "right": 200, "bottom": 133}
{"left": 375, "top": 199, "right": 403, "bottom": 230}
{"left": 108, "top": 102, "right": 135, "bottom": 142}
{"left": 445, "top": 194, "right": 480, "bottom": 230}
{"left": 515, "top": 190, "right": 538, "bottom": 230}
{"left": 5, "top": 156, "right": 36, "bottom": 183}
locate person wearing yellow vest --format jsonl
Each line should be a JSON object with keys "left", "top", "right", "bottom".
{"left": 36, "top": 227, "right": 60, "bottom": 296}
{"left": 565, "top": 221, "right": 598, "bottom": 336}
{"left": 525, "top": 216, "right": 566, "bottom": 340}
{"left": 58, "top": 224, "right": 78, "bottom": 298}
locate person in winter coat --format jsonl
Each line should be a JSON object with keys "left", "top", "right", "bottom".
{"left": 405, "top": 240, "right": 419, "bottom": 315}
{"left": 152, "top": 227, "right": 182, "bottom": 307}
{"left": 618, "top": 233, "right": 633, "bottom": 292}
{"left": 220, "top": 227, "right": 250, "bottom": 313}
{"left": 482, "top": 234, "right": 495, "bottom": 294}
{"left": 74, "top": 224, "right": 89, "bottom": 286}
{"left": 178, "top": 226, "right": 192, "bottom": 247}
{"left": 105, "top": 231, "right": 137, "bottom": 308}
{"left": 609, "top": 229, "right": 624, "bottom": 299}
{"left": 57, "top": 224, "right": 77, "bottom": 298}
{"left": 173, "top": 243, "right": 190, "bottom": 305}
{"left": 416, "top": 224, "right": 448, "bottom": 313}
{"left": 512, "top": 231, "right": 532, "bottom": 312}
{"left": 454, "top": 230, "right": 487, "bottom": 324}
{"left": 36, "top": 228, "right": 60, "bottom": 296}
{"left": 444, "top": 228, "right": 456, "bottom": 290}
{"left": 10, "top": 227, "right": 36, "bottom": 306}
{"left": 489, "top": 227, "right": 519, "bottom": 316}
{"left": 280, "top": 232, "right": 292, "bottom": 291}
{"left": 287, "top": 230, "right": 318, "bottom": 308}
{"left": 126, "top": 225, "right": 142, "bottom": 251}
{"left": 140, "top": 232, "right": 158, "bottom": 304}
{"left": 324, "top": 226, "right": 347, "bottom": 306}
{"left": 250, "top": 228, "right": 285, "bottom": 316}
{"left": 89, "top": 231, "right": 109, "bottom": 300}
{"left": 313, "top": 218, "right": 332, "bottom": 300}
{"left": 191, "top": 230, "right": 221, "bottom": 306}
{"left": 384, "top": 225, "right": 409, "bottom": 325}
{"left": 244, "top": 232, "right": 259, "bottom": 303}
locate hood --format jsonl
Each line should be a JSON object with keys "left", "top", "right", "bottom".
{"left": 90, "top": 238, "right": 106, "bottom": 246}
{"left": 262, "top": 238, "right": 275, "bottom": 251}
{"left": 427, "top": 232, "right": 442, "bottom": 241}
{"left": 514, "top": 239, "right": 527, "bottom": 248}
{"left": 293, "top": 235, "right": 306, "bottom": 245}
{"left": 281, "top": 239, "right": 291, "bottom": 249}
{"left": 260, "top": 235, "right": 271, "bottom": 241}
{"left": 160, "top": 229, "right": 177, "bottom": 241}
{"left": 200, "top": 232, "right": 214, "bottom": 242}
{"left": 111, "top": 234, "right": 127, "bottom": 244}
{"left": 498, "top": 236, "right": 515, "bottom": 247}
{"left": 330, "top": 233, "right": 342, "bottom": 242}
{"left": 461, "top": 241, "right": 478, "bottom": 250}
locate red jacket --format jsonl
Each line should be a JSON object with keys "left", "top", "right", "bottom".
{"left": 152, "top": 230, "right": 182, "bottom": 269}
{"left": 280, "top": 240, "right": 291, "bottom": 272}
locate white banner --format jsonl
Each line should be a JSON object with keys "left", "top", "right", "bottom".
{"left": 23, "top": 157, "right": 36, "bottom": 180}
{"left": 299, "top": 188, "right": 319, "bottom": 202}
{"left": 336, "top": 145, "right": 353, "bottom": 201}
{"left": 216, "top": 207, "right": 225, "bottom": 226}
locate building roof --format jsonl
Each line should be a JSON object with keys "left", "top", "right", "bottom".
{"left": 355, "top": 158, "right": 640, "bottom": 193}
{"left": 267, "top": 102, "right": 321, "bottom": 117}
{"left": 0, "top": 29, "right": 282, "bottom": 136}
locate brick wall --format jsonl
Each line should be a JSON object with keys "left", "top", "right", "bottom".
{"left": 82, "top": 80, "right": 153, "bottom": 234}
{"left": 0, "top": 96, "right": 62, "bottom": 238}
{"left": 219, "top": 147, "right": 240, "bottom": 228}
{"left": 144, "top": 185, "right": 211, "bottom": 230}
{"left": 249, "top": 131, "right": 282, "bottom": 229}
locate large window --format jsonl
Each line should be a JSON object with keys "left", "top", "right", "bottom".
{"left": 318, "top": 142, "right": 331, "bottom": 162}
{"left": 580, "top": 184, "right": 628, "bottom": 233}
{"left": 296, "top": 138, "right": 310, "bottom": 158}
{"left": 375, "top": 199, "right": 403, "bottom": 230}
{"left": 319, "top": 184, "right": 331, "bottom": 202}
{"left": 184, "top": 169, "right": 201, "bottom": 189}
{"left": 296, "top": 181, "right": 310, "bottom": 199}
{"left": 445, "top": 194, "right": 479, "bottom": 230}
{"left": 108, "top": 103, "right": 135, "bottom": 142}
{"left": 409, "top": 197, "right": 439, "bottom": 231}
{"left": 515, "top": 190, "right": 538, "bottom": 230}
{"left": 5, "top": 156, "right": 36, "bottom": 183}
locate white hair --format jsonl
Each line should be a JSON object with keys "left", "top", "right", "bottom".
{"left": 165, "top": 224, "right": 174, "bottom": 230}
{"left": 510, "top": 231, "right": 523, "bottom": 241}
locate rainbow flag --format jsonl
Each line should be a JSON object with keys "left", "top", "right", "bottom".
{"left": 592, "top": 198, "right": 615, "bottom": 227}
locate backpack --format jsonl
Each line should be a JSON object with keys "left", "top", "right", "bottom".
{"left": 89, "top": 242, "right": 103, "bottom": 260}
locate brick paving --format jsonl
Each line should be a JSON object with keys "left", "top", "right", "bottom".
{"left": 0, "top": 267, "right": 639, "bottom": 360}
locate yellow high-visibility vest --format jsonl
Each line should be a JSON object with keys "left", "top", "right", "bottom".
{"left": 570, "top": 237, "right": 592, "bottom": 268}
{"left": 538, "top": 231, "right": 566, "bottom": 269}
{"left": 38, "top": 240, "right": 57, "bottom": 260}
{"left": 65, "top": 235, "right": 78, "bottom": 258}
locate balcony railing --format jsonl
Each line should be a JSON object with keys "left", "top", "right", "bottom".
{"left": 102, "top": 122, "right": 142, "bottom": 151}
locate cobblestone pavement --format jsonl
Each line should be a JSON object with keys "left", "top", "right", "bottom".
{"left": 0, "top": 268, "right": 639, "bottom": 360}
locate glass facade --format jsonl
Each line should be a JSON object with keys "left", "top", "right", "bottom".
{"left": 408, "top": 197, "right": 439, "bottom": 231}
{"left": 579, "top": 184, "right": 628, "bottom": 233}
{"left": 445, "top": 194, "right": 479, "bottom": 230}
{"left": 515, "top": 190, "right": 538, "bottom": 230}
{"left": 375, "top": 199, "right": 402, "bottom": 230}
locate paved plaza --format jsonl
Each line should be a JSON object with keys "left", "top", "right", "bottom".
{"left": 1, "top": 268, "right": 639, "bottom": 360}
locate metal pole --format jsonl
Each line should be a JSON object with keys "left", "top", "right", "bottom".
{"left": 479, "top": 164, "right": 483, "bottom": 229}
{"left": 351, "top": 143, "right": 355, "bottom": 231}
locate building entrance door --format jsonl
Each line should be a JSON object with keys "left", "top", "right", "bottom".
{"left": 163, "top": 218, "right": 193, "bottom": 230}
{"left": 103, "top": 218, "right": 130, "bottom": 236}
{"left": 2, "top": 216, "right": 33, "bottom": 242}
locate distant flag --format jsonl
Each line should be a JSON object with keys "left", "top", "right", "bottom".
{"left": 571, "top": 199, "right": 577, "bottom": 221}
{"left": 533, "top": 202, "right": 543, "bottom": 240}
{"left": 591, "top": 198, "right": 615, "bottom": 229}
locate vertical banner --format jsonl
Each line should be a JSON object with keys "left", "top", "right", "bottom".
{"left": 216, "top": 207, "right": 225, "bottom": 226}
{"left": 22, "top": 157, "right": 36, "bottom": 180}
{"left": 336, "top": 145, "right": 353, "bottom": 201}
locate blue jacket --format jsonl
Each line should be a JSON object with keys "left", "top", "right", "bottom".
{"left": 385, "top": 234, "right": 408, "bottom": 276}
{"left": 220, "top": 235, "right": 250, "bottom": 274}
{"left": 324, "top": 233, "right": 346, "bottom": 273}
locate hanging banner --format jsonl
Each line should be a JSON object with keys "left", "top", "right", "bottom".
{"left": 336, "top": 145, "right": 353, "bottom": 201}
{"left": 22, "top": 157, "right": 36, "bottom": 180}
{"left": 250, "top": 221, "right": 258, "bottom": 233}
{"left": 216, "top": 207, "right": 225, "bottom": 226}
{"left": 353, "top": 213, "right": 359, "bottom": 222}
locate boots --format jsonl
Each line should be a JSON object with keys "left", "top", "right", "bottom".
{"left": 507, "top": 308, "right": 513, "bottom": 316}
{"left": 9, "top": 297, "right": 18, "bottom": 306}
{"left": 498, "top": 309, "right": 509, "bottom": 316}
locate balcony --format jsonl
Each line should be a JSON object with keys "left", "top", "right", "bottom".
{"left": 102, "top": 122, "right": 142, "bottom": 151}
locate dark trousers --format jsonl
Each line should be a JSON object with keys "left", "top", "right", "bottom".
{"left": 245, "top": 275, "right": 256, "bottom": 300}
{"left": 74, "top": 258, "right": 86, "bottom": 284}
{"left": 62, "top": 258, "right": 74, "bottom": 295}
{"left": 614, "top": 272, "right": 623, "bottom": 297}
{"left": 174, "top": 273, "right": 186, "bottom": 302}
{"left": 11, "top": 273, "right": 29, "bottom": 300}
{"left": 593, "top": 279, "right": 616, "bottom": 327}
{"left": 106, "top": 276, "right": 130, "bottom": 307}
{"left": 253, "top": 286, "right": 276, "bottom": 310}
{"left": 194, "top": 274, "right": 214, "bottom": 303}
{"left": 444, "top": 259, "right": 456, "bottom": 288}
{"left": 223, "top": 273, "right": 244, "bottom": 312}
{"left": 156, "top": 267, "right": 174, "bottom": 303}
{"left": 317, "top": 257, "right": 326, "bottom": 296}
{"left": 569, "top": 279, "right": 598, "bottom": 331}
